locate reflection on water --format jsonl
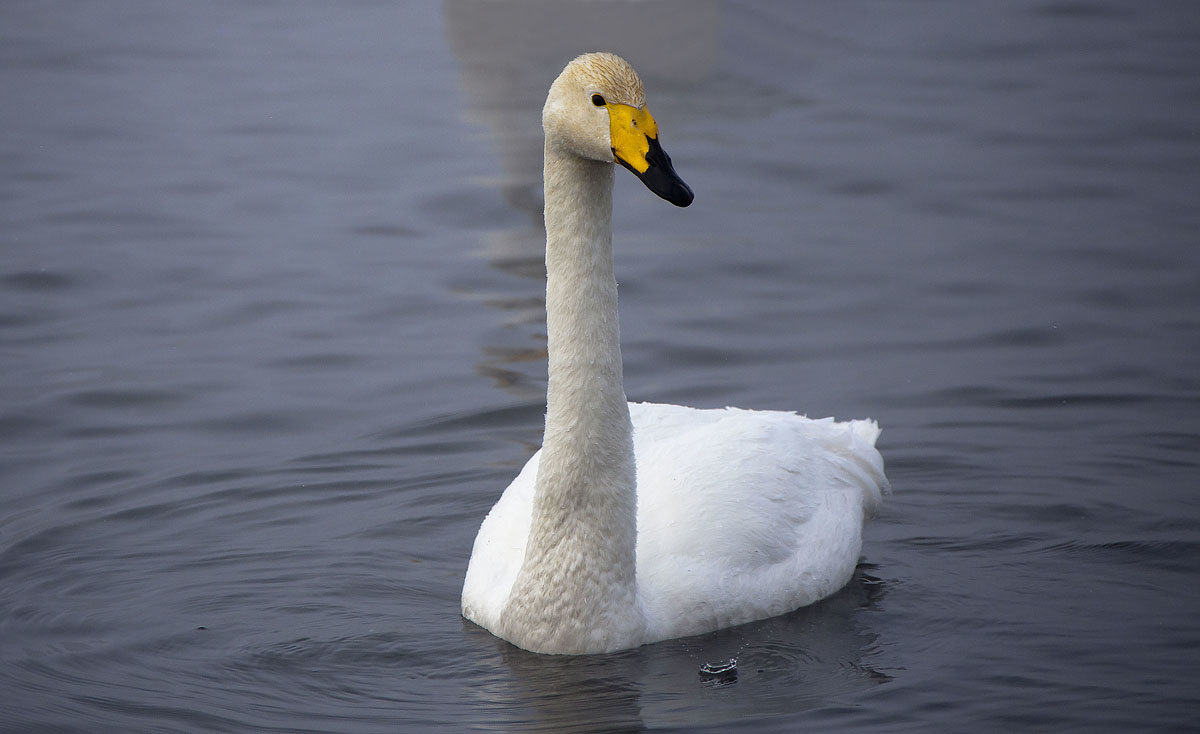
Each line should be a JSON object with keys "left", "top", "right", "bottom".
{"left": 443, "top": 0, "right": 722, "bottom": 401}
{"left": 1, "top": 0, "right": 1199, "bottom": 731}
{"left": 444, "top": 0, "right": 717, "bottom": 206}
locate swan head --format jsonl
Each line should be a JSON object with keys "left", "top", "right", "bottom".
{"left": 544, "top": 52, "right": 693, "bottom": 208}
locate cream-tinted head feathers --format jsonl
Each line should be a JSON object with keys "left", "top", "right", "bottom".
{"left": 569, "top": 52, "right": 645, "bottom": 107}
{"left": 543, "top": 53, "right": 645, "bottom": 163}
{"left": 543, "top": 52, "right": 693, "bottom": 206}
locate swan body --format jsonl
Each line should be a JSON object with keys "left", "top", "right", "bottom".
{"left": 461, "top": 53, "right": 889, "bottom": 654}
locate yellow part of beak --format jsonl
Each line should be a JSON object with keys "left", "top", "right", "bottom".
{"left": 608, "top": 104, "right": 660, "bottom": 174}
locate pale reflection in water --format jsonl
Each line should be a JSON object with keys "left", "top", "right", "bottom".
{"left": 444, "top": 0, "right": 717, "bottom": 221}
{"left": 443, "top": 0, "right": 721, "bottom": 397}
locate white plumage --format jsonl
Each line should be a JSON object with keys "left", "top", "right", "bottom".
{"left": 461, "top": 53, "right": 890, "bottom": 654}
{"left": 463, "top": 403, "right": 888, "bottom": 647}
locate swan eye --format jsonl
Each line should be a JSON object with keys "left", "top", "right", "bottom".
{"left": 591, "top": 94, "right": 606, "bottom": 107}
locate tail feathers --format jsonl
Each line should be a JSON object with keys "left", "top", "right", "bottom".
{"left": 838, "top": 418, "right": 890, "bottom": 517}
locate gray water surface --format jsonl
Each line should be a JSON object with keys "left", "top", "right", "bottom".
{"left": 3, "top": 1, "right": 1199, "bottom": 731}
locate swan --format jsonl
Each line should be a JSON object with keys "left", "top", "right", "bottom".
{"left": 461, "top": 52, "right": 889, "bottom": 655}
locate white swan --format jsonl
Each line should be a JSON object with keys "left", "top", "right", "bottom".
{"left": 462, "top": 52, "right": 889, "bottom": 655}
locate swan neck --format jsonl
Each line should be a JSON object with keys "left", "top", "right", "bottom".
{"left": 496, "top": 142, "right": 641, "bottom": 653}
{"left": 540, "top": 143, "right": 632, "bottom": 497}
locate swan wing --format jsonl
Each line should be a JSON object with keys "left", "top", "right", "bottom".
{"left": 461, "top": 450, "right": 538, "bottom": 631}
{"left": 628, "top": 402, "right": 888, "bottom": 642}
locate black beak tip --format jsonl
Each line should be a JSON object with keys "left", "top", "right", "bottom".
{"left": 633, "top": 136, "right": 694, "bottom": 208}
{"left": 671, "top": 181, "right": 694, "bottom": 208}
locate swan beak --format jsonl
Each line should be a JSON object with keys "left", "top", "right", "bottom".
{"left": 609, "top": 105, "right": 694, "bottom": 208}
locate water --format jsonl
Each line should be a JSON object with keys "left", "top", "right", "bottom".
{"left": 2, "top": 1, "right": 1198, "bottom": 731}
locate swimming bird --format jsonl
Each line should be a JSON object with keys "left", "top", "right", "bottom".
{"left": 461, "top": 52, "right": 889, "bottom": 655}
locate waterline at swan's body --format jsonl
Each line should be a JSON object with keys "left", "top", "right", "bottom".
{"left": 463, "top": 402, "right": 887, "bottom": 653}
